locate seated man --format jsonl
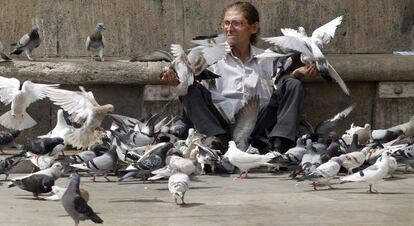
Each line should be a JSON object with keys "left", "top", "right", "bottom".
{"left": 163, "top": 1, "right": 319, "bottom": 154}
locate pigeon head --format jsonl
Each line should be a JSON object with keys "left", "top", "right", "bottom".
{"left": 31, "top": 25, "right": 39, "bottom": 32}
{"left": 68, "top": 173, "right": 81, "bottom": 191}
{"left": 96, "top": 23, "right": 106, "bottom": 31}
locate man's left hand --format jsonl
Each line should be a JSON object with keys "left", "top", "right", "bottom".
{"left": 292, "top": 63, "right": 320, "bottom": 79}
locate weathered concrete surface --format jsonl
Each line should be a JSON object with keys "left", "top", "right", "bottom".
{"left": 0, "top": 0, "right": 412, "bottom": 57}
{"left": 1, "top": 172, "right": 414, "bottom": 226}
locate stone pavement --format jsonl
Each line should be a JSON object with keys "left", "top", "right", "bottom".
{"left": 2, "top": 170, "right": 414, "bottom": 226}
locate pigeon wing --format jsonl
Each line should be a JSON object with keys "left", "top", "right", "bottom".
{"left": 311, "top": 16, "right": 343, "bottom": 45}
{"left": 0, "top": 76, "right": 20, "bottom": 105}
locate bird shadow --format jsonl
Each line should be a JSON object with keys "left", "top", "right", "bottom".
{"left": 154, "top": 185, "right": 221, "bottom": 191}
{"left": 346, "top": 191, "right": 414, "bottom": 195}
{"left": 383, "top": 176, "right": 408, "bottom": 181}
{"left": 301, "top": 187, "right": 361, "bottom": 192}
{"left": 108, "top": 198, "right": 166, "bottom": 203}
{"left": 178, "top": 202, "right": 205, "bottom": 208}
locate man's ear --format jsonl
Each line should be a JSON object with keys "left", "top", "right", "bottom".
{"left": 250, "top": 21, "right": 260, "bottom": 34}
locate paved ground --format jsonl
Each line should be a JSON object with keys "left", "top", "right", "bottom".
{"left": 1, "top": 169, "right": 414, "bottom": 226}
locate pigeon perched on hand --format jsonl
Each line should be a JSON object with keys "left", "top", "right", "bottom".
{"left": 62, "top": 174, "right": 103, "bottom": 226}
{"left": 168, "top": 172, "right": 190, "bottom": 205}
{"left": 10, "top": 25, "right": 41, "bottom": 61}
{"left": 0, "top": 41, "right": 12, "bottom": 61}
{"left": 259, "top": 16, "right": 349, "bottom": 95}
{"left": 8, "top": 174, "right": 54, "bottom": 199}
{"left": 225, "top": 141, "right": 274, "bottom": 179}
{"left": 0, "top": 76, "right": 59, "bottom": 130}
{"left": 86, "top": 23, "right": 105, "bottom": 62}
{"left": 46, "top": 86, "right": 114, "bottom": 149}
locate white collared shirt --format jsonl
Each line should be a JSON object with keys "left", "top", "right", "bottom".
{"left": 205, "top": 45, "right": 274, "bottom": 123}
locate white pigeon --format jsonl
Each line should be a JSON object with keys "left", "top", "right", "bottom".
{"left": 44, "top": 185, "right": 90, "bottom": 202}
{"left": 164, "top": 41, "right": 230, "bottom": 96}
{"left": 86, "top": 23, "right": 105, "bottom": 61}
{"left": 225, "top": 141, "right": 274, "bottom": 178}
{"left": 338, "top": 151, "right": 366, "bottom": 174}
{"left": 46, "top": 86, "right": 114, "bottom": 149}
{"left": 38, "top": 109, "right": 74, "bottom": 144}
{"left": 342, "top": 123, "right": 371, "bottom": 145}
{"left": 305, "top": 156, "right": 342, "bottom": 190}
{"left": 260, "top": 16, "right": 349, "bottom": 96}
{"left": 0, "top": 76, "right": 59, "bottom": 130}
{"left": 69, "top": 146, "right": 118, "bottom": 182}
{"left": 168, "top": 172, "right": 190, "bottom": 205}
{"left": 341, "top": 151, "right": 392, "bottom": 193}
{"left": 27, "top": 144, "right": 65, "bottom": 170}
{"left": 149, "top": 155, "right": 196, "bottom": 180}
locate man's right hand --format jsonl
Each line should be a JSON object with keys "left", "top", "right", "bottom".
{"left": 161, "top": 68, "right": 180, "bottom": 86}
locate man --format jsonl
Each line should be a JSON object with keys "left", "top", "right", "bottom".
{"left": 163, "top": 1, "right": 319, "bottom": 154}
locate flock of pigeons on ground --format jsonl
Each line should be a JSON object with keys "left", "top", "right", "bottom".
{"left": 0, "top": 16, "right": 412, "bottom": 226}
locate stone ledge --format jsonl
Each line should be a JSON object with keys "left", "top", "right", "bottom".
{"left": 0, "top": 54, "right": 413, "bottom": 85}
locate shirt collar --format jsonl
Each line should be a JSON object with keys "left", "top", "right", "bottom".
{"left": 228, "top": 44, "right": 260, "bottom": 64}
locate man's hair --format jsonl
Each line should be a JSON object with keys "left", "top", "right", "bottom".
{"left": 222, "top": 1, "right": 260, "bottom": 44}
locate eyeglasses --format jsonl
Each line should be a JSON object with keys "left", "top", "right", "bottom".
{"left": 221, "top": 20, "right": 247, "bottom": 29}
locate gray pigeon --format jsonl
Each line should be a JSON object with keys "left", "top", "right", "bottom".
{"left": 22, "top": 137, "right": 65, "bottom": 155}
{"left": 0, "top": 154, "right": 24, "bottom": 180}
{"left": 10, "top": 25, "right": 41, "bottom": 61}
{"left": 62, "top": 174, "right": 103, "bottom": 226}
{"left": 8, "top": 174, "right": 54, "bottom": 199}
{"left": 69, "top": 146, "right": 118, "bottom": 182}
{"left": 0, "top": 130, "right": 20, "bottom": 154}
{"left": 86, "top": 23, "right": 105, "bottom": 62}
{"left": 0, "top": 41, "right": 12, "bottom": 61}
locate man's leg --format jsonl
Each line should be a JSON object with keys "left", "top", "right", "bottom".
{"left": 249, "top": 78, "right": 304, "bottom": 153}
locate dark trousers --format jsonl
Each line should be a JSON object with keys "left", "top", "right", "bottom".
{"left": 180, "top": 77, "right": 304, "bottom": 150}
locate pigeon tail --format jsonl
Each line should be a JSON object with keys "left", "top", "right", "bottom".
{"left": 88, "top": 212, "right": 103, "bottom": 224}
{"left": 0, "top": 110, "right": 37, "bottom": 130}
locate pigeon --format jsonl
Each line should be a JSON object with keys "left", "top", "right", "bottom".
{"left": 312, "top": 104, "right": 355, "bottom": 139}
{"left": 44, "top": 185, "right": 90, "bottom": 201}
{"left": 8, "top": 174, "right": 55, "bottom": 199}
{"left": 69, "top": 146, "right": 118, "bottom": 182}
{"left": 0, "top": 130, "right": 20, "bottom": 153}
{"left": 121, "top": 142, "right": 173, "bottom": 181}
{"left": 12, "top": 161, "right": 64, "bottom": 181}
{"left": 0, "top": 154, "right": 24, "bottom": 180}
{"left": 371, "top": 128, "right": 404, "bottom": 146}
{"left": 22, "top": 137, "right": 65, "bottom": 155}
{"left": 0, "top": 41, "right": 12, "bottom": 61}
{"left": 341, "top": 151, "right": 392, "bottom": 193}
{"left": 0, "top": 77, "right": 59, "bottom": 130}
{"left": 149, "top": 154, "right": 195, "bottom": 180}
{"left": 46, "top": 86, "right": 114, "bottom": 149}
{"left": 62, "top": 174, "right": 103, "bottom": 226}
{"left": 260, "top": 16, "right": 349, "bottom": 95}
{"left": 190, "top": 33, "right": 227, "bottom": 46}
{"left": 130, "top": 49, "right": 174, "bottom": 62}
{"left": 26, "top": 144, "right": 65, "bottom": 170}
{"left": 232, "top": 96, "right": 260, "bottom": 152}
{"left": 162, "top": 40, "right": 230, "bottom": 96}
{"left": 86, "top": 23, "right": 106, "bottom": 62}
{"left": 113, "top": 138, "right": 141, "bottom": 164}
{"left": 392, "top": 144, "right": 414, "bottom": 171}
{"left": 304, "top": 156, "right": 342, "bottom": 190}
{"left": 300, "top": 140, "right": 322, "bottom": 177}
{"left": 386, "top": 155, "right": 398, "bottom": 178}
{"left": 338, "top": 151, "right": 366, "bottom": 174}
{"left": 342, "top": 123, "right": 371, "bottom": 145}
{"left": 225, "top": 141, "right": 274, "bottom": 178}
{"left": 168, "top": 172, "right": 190, "bottom": 205}
{"left": 10, "top": 25, "right": 41, "bottom": 61}
{"left": 38, "top": 109, "right": 74, "bottom": 144}
{"left": 194, "top": 142, "right": 221, "bottom": 174}
{"left": 68, "top": 143, "right": 108, "bottom": 164}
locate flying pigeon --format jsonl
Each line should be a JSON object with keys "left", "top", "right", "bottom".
{"left": 62, "top": 174, "right": 103, "bottom": 226}
{"left": 225, "top": 141, "right": 274, "bottom": 179}
{"left": 0, "top": 41, "right": 12, "bottom": 61}
{"left": 46, "top": 86, "right": 114, "bottom": 149}
{"left": 168, "top": 172, "right": 190, "bottom": 205}
{"left": 232, "top": 96, "right": 260, "bottom": 152}
{"left": 162, "top": 40, "right": 230, "bottom": 96}
{"left": 341, "top": 151, "right": 392, "bottom": 193}
{"left": 260, "top": 16, "right": 350, "bottom": 95}
{"left": 86, "top": 23, "right": 105, "bottom": 62}
{"left": 0, "top": 77, "right": 59, "bottom": 130}
{"left": 10, "top": 25, "right": 41, "bottom": 61}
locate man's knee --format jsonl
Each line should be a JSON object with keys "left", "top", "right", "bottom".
{"left": 284, "top": 78, "right": 303, "bottom": 93}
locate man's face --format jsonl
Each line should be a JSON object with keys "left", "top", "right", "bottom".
{"left": 222, "top": 9, "right": 259, "bottom": 47}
